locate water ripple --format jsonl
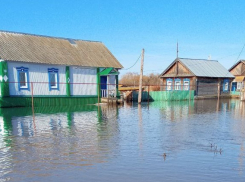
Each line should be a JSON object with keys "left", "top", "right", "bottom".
{"left": 0, "top": 100, "right": 244, "bottom": 181}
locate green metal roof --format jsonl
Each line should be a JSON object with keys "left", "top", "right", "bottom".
{"left": 100, "top": 67, "right": 119, "bottom": 75}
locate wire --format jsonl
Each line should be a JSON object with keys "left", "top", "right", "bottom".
{"left": 143, "top": 69, "right": 163, "bottom": 73}
{"left": 217, "top": 52, "right": 240, "bottom": 60}
{"left": 235, "top": 42, "right": 245, "bottom": 64}
{"left": 122, "top": 53, "right": 141, "bottom": 70}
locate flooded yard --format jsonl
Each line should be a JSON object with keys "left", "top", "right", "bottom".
{"left": 0, "top": 99, "right": 245, "bottom": 182}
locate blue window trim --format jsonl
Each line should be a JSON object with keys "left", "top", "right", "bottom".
{"left": 183, "top": 78, "right": 190, "bottom": 90}
{"left": 48, "top": 68, "right": 59, "bottom": 91}
{"left": 174, "top": 78, "right": 181, "bottom": 90}
{"left": 166, "top": 78, "right": 173, "bottom": 91}
{"left": 16, "top": 67, "right": 30, "bottom": 91}
{"left": 223, "top": 79, "right": 229, "bottom": 92}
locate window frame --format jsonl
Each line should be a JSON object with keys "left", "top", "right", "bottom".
{"left": 237, "top": 82, "right": 241, "bottom": 90}
{"left": 223, "top": 79, "right": 229, "bottom": 92}
{"left": 48, "top": 68, "right": 59, "bottom": 91}
{"left": 16, "top": 67, "right": 30, "bottom": 91}
{"left": 166, "top": 78, "right": 172, "bottom": 91}
{"left": 183, "top": 78, "right": 190, "bottom": 90}
{"left": 175, "top": 79, "right": 181, "bottom": 90}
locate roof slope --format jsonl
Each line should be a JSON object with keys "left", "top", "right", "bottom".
{"left": 160, "top": 58, "right": 234, "bottom": 78}
{"left": 228, "top": 60, "right": 245, "bottom": 71}
{"left": 0, "top": 30, "right": 123, "bottom": 68}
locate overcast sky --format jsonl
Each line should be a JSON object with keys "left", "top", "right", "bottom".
{"left": 0, "top": 0, "right": 245, "bottom": 77}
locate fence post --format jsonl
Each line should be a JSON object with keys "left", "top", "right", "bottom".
{"left": 189, "top": 86, "right": 191, "bottom": 101}
{"left": 97, "top": 83, "right": 100, "bottom": 104}
{"left": 31, "top": 82, "right": 34, "bottom": 112}
{"left": 217, "top": 82, "right": 220, "bottom": 100}
{"left": 230, "top": 81, "right": 232, "bottom": 95}
{"left": 148, "top": 85, "right": 149, "bottom": 103}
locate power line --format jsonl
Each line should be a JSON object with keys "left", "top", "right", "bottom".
{"left": 122, "top": 53, "right": 141, "bottom": 70}
{"left": 235, "top": 42, "right": 245, "bottom": 64}
{"left": 143, "top": 69, "right": 163, "bottom": 73}
{"left": 217, "top": 52, "right": 241, "bottom": 60}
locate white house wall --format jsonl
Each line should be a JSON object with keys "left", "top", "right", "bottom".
{"left": 8, "top": 62, "right": 66, "bottom": 96}
{"left": 7, "top": 62, "right": 98, "bottom": 96}
{"left": 70, "top": 66, "right": 97, "bottom": 96}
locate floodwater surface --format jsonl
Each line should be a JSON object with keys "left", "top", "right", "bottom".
{"left": 0, "top": 99, "right": 245, "bottom": 182}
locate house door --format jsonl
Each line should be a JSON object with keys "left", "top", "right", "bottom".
{"left": 100, "top": 76, "right": 107, "bottom": 97}
{"left": 232, "top": 82, "right": 237, "bottom": 91}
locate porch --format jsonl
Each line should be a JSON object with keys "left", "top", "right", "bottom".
{"left": 99, "top": 68, "right": 123, "bottom": 104}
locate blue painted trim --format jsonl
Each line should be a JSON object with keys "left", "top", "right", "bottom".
{"left": 16, "top": 67, "right": 30, "bottom": 91}
{"left": 183, "top": 78, "right": 190, "bottom": 90}
{"left": 174, "top": 78, "right": 181, "bottom": 81}
{"left": 166, "top": 78, "right": 173, "bottom": 91}
{"left": 48, "top": 68, "right": 59, "bottom": 91}
{"left": 223, "top": 79, "right": 229, "bottom": 92}
{"left": 174, "top": 78, "right": 181, "bottom": 90}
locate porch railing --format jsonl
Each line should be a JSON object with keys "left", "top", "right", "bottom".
{"left": 101, "top": 89, "right": 117, "bottom": 98}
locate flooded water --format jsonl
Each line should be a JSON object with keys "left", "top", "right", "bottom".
{"left": 0, "top": 99, "right": 245, "bottom": 182}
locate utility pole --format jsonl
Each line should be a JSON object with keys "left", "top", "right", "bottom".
{"left": 138, "top": 49, "right": 144, "bottom": 104}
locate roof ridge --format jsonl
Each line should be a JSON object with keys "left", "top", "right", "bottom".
{"left": 0, "top": 29, "right": 102, "bottom": 43}
{"left": 228, "top": 59, "right": 245, "bottom": 71}
{"left": 179, "top": 57, "right": 218, "bottom": 62}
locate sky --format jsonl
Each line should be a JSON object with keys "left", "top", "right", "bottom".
{"left": 0, "top": 0, "right": 245, "bottom": 77}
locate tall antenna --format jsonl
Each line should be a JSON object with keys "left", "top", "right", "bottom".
{"left": 177, "top": 41, "right": 179, "bottom": 58}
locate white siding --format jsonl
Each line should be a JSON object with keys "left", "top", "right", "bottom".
{"left": 8, "top": 61, "right": 66, "bottom": 96}
{"left": 70, "top": 66, "right": 97, "bottom": 96}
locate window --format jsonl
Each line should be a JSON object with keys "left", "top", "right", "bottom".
{"left": 223, "top": 79, "right": 229, "bottom": 92}
{"left": 166, "top": 79, "right": 172, "bottom": 90}
{"left": 48, "top": 68, "right": 59, "bottom": 91}
{"left": 17, "top": 67, "right": 29, "bottom": 91}
{"left": 184, "top": 81, "right": 189, "bottom": 90}
{"left": 237, "top": 82, "right": 241, "bottom": 90}
{"left": 175, "top": 79, "right": 181, "bottom": 90}
{"left": 224, "top": 82, "right": 229, "bottom": 91}
{"left": 183, "top": 78, "right": 190, "bottom": 90}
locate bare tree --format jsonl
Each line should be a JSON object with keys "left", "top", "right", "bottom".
{"left": 119, "top": 72, "right": 161, "bottom": 87}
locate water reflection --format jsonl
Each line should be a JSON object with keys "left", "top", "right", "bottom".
{"left": 0, "top": 99, "right": 245, "bottom": 181}
{"left": 0, "top": 105, "right": 120, "bottom": 181}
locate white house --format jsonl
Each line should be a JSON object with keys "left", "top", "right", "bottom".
{"left": 0, "top": 30, "right": 123, "bottom": 107}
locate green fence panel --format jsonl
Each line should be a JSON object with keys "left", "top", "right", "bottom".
{"left": 0, "top": 97, "right": 98, "bottom": 108}
{"left": 230, "top": 91, "right": 240, "bottom": 96}
{"left": 133, "top": 90, "right": 194, "bottom": 102}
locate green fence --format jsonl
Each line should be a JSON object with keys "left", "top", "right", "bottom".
{"left": 0, "top": 96, "right": 98, "bottom": 108}
{"left": 132, "top": 90, "right": 195, "bottom": 101}
{"left": 230, "top": 91, "right": 240, "bottom": 96}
